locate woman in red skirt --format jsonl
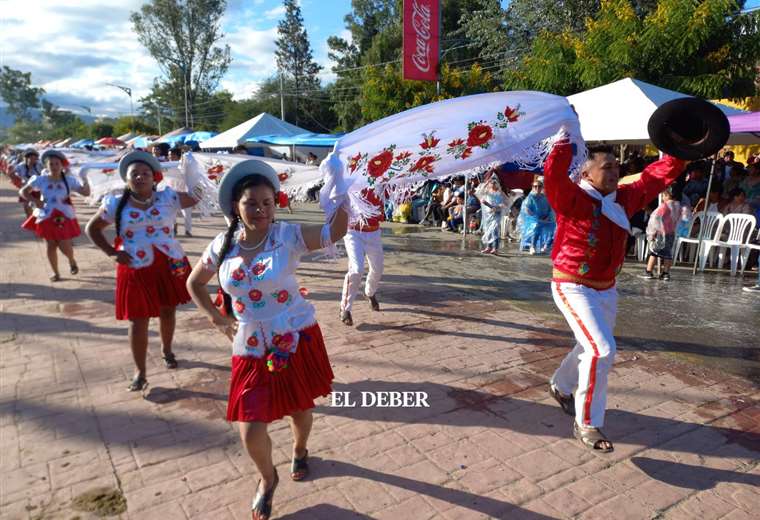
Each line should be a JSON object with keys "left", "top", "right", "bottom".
{"left": 86, "top": 151, "right": 200, "bottom": 391}
{"left": 19, "top": 150, "right": 90, "bottom": 281}
{"left": 186, "top": 160, "right": 347, "bottom": 520}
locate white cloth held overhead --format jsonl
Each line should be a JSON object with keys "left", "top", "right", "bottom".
{"left": 578, "top": 180, "right": 631, "bottom": 233}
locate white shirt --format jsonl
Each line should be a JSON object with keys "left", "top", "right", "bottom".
{"left": 100, "top": 187, "right": 186, "bottom": 269}
{"left": 25, "top": 172, "right": 83, "bottom": 222}
{"left": 202, "top": 222, "right": 316, "bottom": 358}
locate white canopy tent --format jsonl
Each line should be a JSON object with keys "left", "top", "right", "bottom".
{"left": 567, "top": 78, "right": 757, "bottom": 145}
{"left": 200, "top": 112, "right": 308, "bottom": 150}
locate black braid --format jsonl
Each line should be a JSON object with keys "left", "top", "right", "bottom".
{"left": 216, "top": 215, "right": 239, "bottom": 315}
{"left": 114, "top": 187, "right": 132, "bottom": 237}
{"left": 61, "top": 172, "right": 70, "bottom": 196}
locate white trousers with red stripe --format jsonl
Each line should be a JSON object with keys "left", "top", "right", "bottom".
{"left": 341, "top": 229, "right": 384, "bottom": 312}
{"left": 551, "top": 282, "right": 618, "bottom": 428}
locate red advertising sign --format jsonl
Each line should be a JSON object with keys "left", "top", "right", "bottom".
{"left": 402, "top": 0, "right": 440, "bottom": 82}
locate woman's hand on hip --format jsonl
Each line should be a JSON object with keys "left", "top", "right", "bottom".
{"left": 213, "top": 314, "right": 238, "bottom": 341}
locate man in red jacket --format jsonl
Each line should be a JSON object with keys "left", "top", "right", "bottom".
{"left": 544, "top": 139, "right": 685, "bottom": 452}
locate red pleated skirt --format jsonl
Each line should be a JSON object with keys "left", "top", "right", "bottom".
{"left": 114, "top": 247, "right": 191, "bottom": 320}
{"left": 226, "top": 323, "right": 334, "bottom": 423}
{"left": 22, "top": 209, "right": 81, "bottom": 241}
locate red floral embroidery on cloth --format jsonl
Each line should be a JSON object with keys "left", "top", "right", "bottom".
{"left": 350, "top": 105, "right": 525, "bottom": 184}
{"left": 248, "top": 289, "right": 263, "bottom": 302}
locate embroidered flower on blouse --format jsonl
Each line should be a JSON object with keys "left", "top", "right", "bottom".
{"left": 251, "top": 262, "right": 266, "bottom": 276}
{"left": 248, "top": 289, "right": 263, "bottom": 302}
{"left": 231, "top": 268, "right": 245, "bottom": 282}
{"left": 129, "top": 211, "right": 140, "bottom": 219}
{"left": 272, "top": 332, "right": 295, "bottom": 352}
{"left": 146, "top": 226, "right": 156, "bottom": 234}
{"left": 273, "top": 290, "right": 292, "bottom": 304}
{"left": 162, "top": 226, "right": 171, "bottom": 234}
{"left": 233, "top": 299, "right": 245, "bottom": 314}
{"left": 246, "top": 334, "right": 259, "bottom": 348}
{"left": 150, "top": 208, "right": 160, "bottom": 216}
{"left": 136, "top": 250, "right": 146, "bottom": 259}
{"left": 125, "top": 229, "right": 134, "bottom": 239}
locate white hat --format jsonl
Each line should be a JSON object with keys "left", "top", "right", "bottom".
{"left": 218, "top": 159, "right": 280, "bottom": 218}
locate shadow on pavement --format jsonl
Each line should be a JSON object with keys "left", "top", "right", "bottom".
{"left": 631, "top": 456, "right": 760, "bottom": 490}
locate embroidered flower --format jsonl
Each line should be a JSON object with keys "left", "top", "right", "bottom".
{"left": 162, "top": 226, "right": 171, "bottom": 234}
{"left": 233, "top": 299, "right": 245, "bottom": 314}
{"left": 299, "top": 287, "right": 309, "bottom": 297}
{"left": 129, "top": 211, "right": 140, "bottom": 219}
{"left": 272, "top": 332, "right": 295, "bottom": 351}
{"left": 420, "top": 132, "right": 440, "bottom": 150}
{"left": 248, "top": 289, "right": 262, "bottom": 302}
{"left": 367, "top": 150, "right": 394, "bottom": 178}
{"left": 136, "top": 250, "right": 146, "bottom": 259}
{"left": 125, "top": 230, "right": 134, "bottom": 239}
{"left": 448, "top": 138, "right": 464, "bottom": 148}
{"left": 251, "top": 262, "right": 266, "bottom": 276}
{"left": 410, "top": 155, "right": 437, "bottom": 174}
{"left": 395, "top": 151, "right": 412, "bottom": 161}
{"left": 348, "top": 153, "right": 363, "bottom": 173}
{"left": 231, "top": 268, "right": 245, "bottom": 282}
{"left": 102, "top": 168, "right": 116, "bottom": 175}
{"left": 278, "top": 172, "right": 289, "bottom": 182}
{"left": 206, "top": 164, "right": 223, "bottom": 180}
{"left": 467, "top": 124, "right": 494, "bottom": 148}
{"left": 276, "top": 290, "right": 289, "bottom": 303}
{"left": 146, "top": 226, "right": 156, "bottom": 234}
{"left": 266, "top": 351, "right": 289, "bottom": 372}
{"left": 246, "top": 334, "right": 259, "bottom": 348}
{"left": 504, "top": 106, "right": 521, "bottom": 123}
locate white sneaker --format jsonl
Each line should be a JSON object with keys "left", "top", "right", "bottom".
{"left": 742, "top": 284, "right": 760, "bottom": 293}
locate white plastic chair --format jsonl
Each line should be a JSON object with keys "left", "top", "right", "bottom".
{"left": 700, "top": 214, "right": 757, "bottom": 275}
{"left": 739, "top": 228, "right": 760, "bottom": 276}
{"left": 630, "top": 228, "right": 647, "bottom": 262}
{"left": 673, "top": 212, "right": 721, "bottom": 266}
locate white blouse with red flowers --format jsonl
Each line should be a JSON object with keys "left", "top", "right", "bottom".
{"left": 201, "top": 222, "right": 316, "bottom": 358}
{"left": 100, "top": 187, "right": 186, "bottom": 269}
{"left": 24, "top": 172, "right": 83, "bottom": 222}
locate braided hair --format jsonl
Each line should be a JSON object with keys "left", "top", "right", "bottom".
{"left": 115, "top": 161, "right": 158, "bottom": 237}
{"left": 215, "top": 174, "right": 277, "bottom": 315}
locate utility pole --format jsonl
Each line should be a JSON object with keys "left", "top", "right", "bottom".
{"left": 154, "top": 102, "right": 162, "bottom": 135}
{"left": 182, "top": 66, "right": 190, "bottom": 128}
{"left": 279, "top": 72, "right": 285, "bottom": 121}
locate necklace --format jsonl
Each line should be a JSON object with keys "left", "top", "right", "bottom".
{"left": 238, "top": 230, "right": 269, "bottom": 251}
{"left": 130, "top": 193, "right": 154, "bottom": 205}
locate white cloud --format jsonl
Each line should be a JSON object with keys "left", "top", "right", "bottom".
{"left": 264, "top": 6, "right": 286, "bottom": 19}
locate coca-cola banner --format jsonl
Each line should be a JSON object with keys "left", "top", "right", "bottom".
{"left": 402, "top": 0, "right": 440, "bottom": 82}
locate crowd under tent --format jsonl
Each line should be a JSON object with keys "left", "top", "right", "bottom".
{"left": 200, "top": 113, "right": 308, "bottom": 151}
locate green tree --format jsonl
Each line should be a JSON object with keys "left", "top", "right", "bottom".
{"left": 131, "top": 0, "right": 231, "bottom": 127}
{"left": 6, "top": 120, "right": 45, "bottom": 144}
{"left": 91, "top": 122, "right": 115, "bottom": 139}
{"left": 275, "top": 0, "right": 324, "bottom": 128}
{"left": 506, "top": 0, "right": 760, "bottom": 98}
{"left": 113, "top": 116, "right": 158, "bottom": 137}
{"left": 0, "top": 66, "right": 45, "bottom": 119}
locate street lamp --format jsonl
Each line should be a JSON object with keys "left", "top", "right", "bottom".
{"left": 106, "top": 83, "right": 134, "bottom": 134}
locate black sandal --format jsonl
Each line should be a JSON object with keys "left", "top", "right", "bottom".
{"left": 549, "top": 383, "right": 575, "bottom": 416}
{"left": 252, "top": 469, "right": 279, "bottom": 520}
{"left": 162, "top": 352, "right": 178, "bottom": 369}
{"left": 290, "top": 450, "right": 309, "bottom": 481}
{"left": 573, "top": 422, "right": 614, "bottom": 453}
{"left": 127, "top": 375, "right": 148, "bottom": 392}
{"left": 50, "top": 273, "right": 61, "bottom": 282}
{"left": 70, "top": 263, "right": 79, "bottom": 275}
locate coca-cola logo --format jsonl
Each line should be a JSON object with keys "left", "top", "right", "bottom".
{"left": 411, "top": 0, "right": 432, "bottom": 73}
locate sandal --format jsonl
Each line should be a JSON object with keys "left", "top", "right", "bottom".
{"left": 340, "top": 310, "right": 353, "bottom": 326}
{"left": 50, "top": 274, "right": 61, "bottom": 282}
{"left": 252, "top": 469, "right": 279, "bottom": 520}
{"left": 290, "top": 449, "right": 309, "bottom": 481}
{"left": 70, "top": 263, "right": 79, "bottom": 275}
{"left": 549, "top": 383, "right": 575, "bottom": 416}
{"left": 573, "top": 422, "right": 614, "bottom": 453}
{"left": 127, "top": 375, "right": 148, "bottom": 392}
{"left": 162, "top": 352, "right": 178, "bottom": 369}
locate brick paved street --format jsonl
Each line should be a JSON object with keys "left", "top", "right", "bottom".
{"left": 1, "top": 181, "right": 758, "bottom": 519}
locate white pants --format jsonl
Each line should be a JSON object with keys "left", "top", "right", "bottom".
{"left": 182, "top": 208, "right": 192, "bottom": 233}
{"left": 341, "top": 229, "right": 384, "bottom": 312}
{"left": 551, "top": 282, "right": 617, "bottom": 428}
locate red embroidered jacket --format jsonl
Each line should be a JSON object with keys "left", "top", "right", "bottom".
{"left": 544, "top": 143, "right": 685, "bottom": 289}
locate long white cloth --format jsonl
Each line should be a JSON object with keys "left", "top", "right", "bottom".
{"left": 319, "top": 91, "right": 586, "bottom": 221}
{"left": 578, "top": 180, "right": 631, "bottom": 233}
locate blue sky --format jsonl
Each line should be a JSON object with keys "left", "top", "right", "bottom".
{"left": 1, "top": 0, "right": 757, "bottom": 119}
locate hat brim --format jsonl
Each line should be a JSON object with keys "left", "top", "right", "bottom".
{"left": 119, "top": 150, "right": 163, "bottom": 181}
{"left": 41, "top": 150, "right": 67, "bottom": 164}
{"left": 648, "top": 98, "right": 730, "bottom": 160}
{"left": 218, "top": 159, "right": 280, "bottom": 218}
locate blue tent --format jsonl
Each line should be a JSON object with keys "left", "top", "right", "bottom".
{"left": 72, "top": 139, "right": 94, "bottom": 148}
{"left": 160, "top": 133, "right": 193, "bottom": 146}
{"left": 185, "top": 131, "right": 217, "bottom": 143}
{"left": 246, "top": 132, "right": 344, "bottom": 147}
{"left": 131, "top": 136, "right": 153, "bottom": 148}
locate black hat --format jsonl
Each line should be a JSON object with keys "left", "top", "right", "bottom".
{"left": 648, "top": 98, "right": 730, "bottom": 160}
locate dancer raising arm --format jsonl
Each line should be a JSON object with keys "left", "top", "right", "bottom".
{"left": 85, "top": 151, "right": 200, "bottom": 391}
{"left": 186, "top": 160, "right": 347, "bottom": 520}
